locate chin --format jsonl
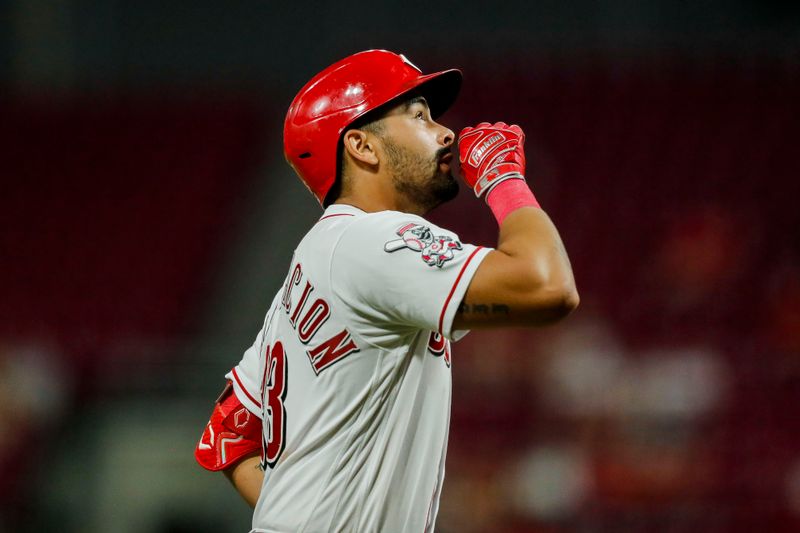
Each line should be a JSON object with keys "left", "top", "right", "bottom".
{"left": 394, "top": 168, "right": 459, "bottom": 214}
{"left": 426, "top": 172, "right": 459, "bottom": 210}
{"left": 438, "top": 172, "right": 460, "bottom": 200}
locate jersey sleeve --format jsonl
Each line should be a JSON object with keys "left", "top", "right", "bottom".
{"left": 225, "top": 324, "right": 265, "bottom": 418}
{"left": 330, "top": 212, "right": 491, "bottom": 343}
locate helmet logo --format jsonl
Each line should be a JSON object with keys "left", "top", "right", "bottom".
{"left": 399, "top": 54, "right": 422, "bottom": 73}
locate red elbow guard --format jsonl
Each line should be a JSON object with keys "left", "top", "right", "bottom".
{"left": 195, "top": 381, "right": 263, "bottom": 471}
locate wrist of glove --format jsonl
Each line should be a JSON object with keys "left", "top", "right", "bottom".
{"left": 457, "top": 122, "right": 527, "bottom": 198}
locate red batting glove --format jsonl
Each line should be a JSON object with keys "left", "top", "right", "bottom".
{"left": 457, "top": 122, "right": 527, "bottom": 198}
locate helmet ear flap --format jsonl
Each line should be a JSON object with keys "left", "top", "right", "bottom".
{"left": 283, "top": 49, "right": 462, "bottom": 206}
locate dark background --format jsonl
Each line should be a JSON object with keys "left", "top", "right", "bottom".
{"left": 1, "top": 1, "right": 799, "bottom": 531}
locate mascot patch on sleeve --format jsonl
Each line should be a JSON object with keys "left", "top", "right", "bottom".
{"left": 384, "top": 222, "right": 463, "bottom": 268}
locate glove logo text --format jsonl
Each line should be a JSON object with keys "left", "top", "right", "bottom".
{"left": 469, "top": 132, "right": 505, "bottom": 166}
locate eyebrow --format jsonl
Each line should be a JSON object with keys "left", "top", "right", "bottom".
{"left": 403, "top": 96, "right": 429, "bottom": 112}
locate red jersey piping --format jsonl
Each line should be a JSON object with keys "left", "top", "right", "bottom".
{"left": 438, "top": 246, "right": 484, "bottom": 335}
{"left": 319, "top": 213, "right": 355, "bottom": 221}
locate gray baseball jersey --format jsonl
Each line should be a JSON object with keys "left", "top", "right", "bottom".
{"left": 227, "top": 203, "right": 491, "bottom": 532}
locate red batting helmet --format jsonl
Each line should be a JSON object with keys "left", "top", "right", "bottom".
{"left": 283, "top": 49, "right": 462, "bottom": 206}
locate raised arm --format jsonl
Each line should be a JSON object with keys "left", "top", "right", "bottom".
{"left": 452, "top": 122, "right": 578, "bottom": 329}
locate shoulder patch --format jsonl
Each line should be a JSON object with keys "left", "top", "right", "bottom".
{"left": 383, "top": 222, "right": 463, "bottom": 268}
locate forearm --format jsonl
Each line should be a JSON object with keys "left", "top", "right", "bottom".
{"left": 223, "top": 453, "right": 264, "bottom": 508}
{"left": 454, "top": 205, "right": 577, "bottom": 329}
{"left": 496, "top": 206, "right": 577, "bottom": 300}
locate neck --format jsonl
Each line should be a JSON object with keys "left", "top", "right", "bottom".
{"left": 334, "top": 193, "right": 425, "bottom": 216}
{"left": 334, "top": 172, "right": 426, "bottom": 215}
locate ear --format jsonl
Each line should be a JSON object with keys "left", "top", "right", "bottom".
{"left": 342, "top": 129, "right": 379, "bottom": 167}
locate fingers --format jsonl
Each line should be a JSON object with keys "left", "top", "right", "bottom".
{"left": 462, "top": 122, "right": 524, "bottom": 135}
{"left": 459, "top": 122, "right": 524, "bottom": 141}
{"left": 458, "top": 121, "right": 526, "bottom": 159}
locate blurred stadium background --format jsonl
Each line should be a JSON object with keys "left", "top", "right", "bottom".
{"left": 1, "top": 1, "right": 799, "bottom": 531}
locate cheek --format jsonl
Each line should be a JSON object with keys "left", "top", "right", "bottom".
{"left": 384, "top": 124, "right": 440, "bottom": 174}
{"left": 404, "top": 138, "right": 437, "bottom": 172}
{"left": 420, "top": 141, "right": 441, "bottom": 170}
{"left": 406, "top": 126, "right": 439, "bottom": 159}
{"left": 423, "top": 132, "right": 442, "bottom": 158}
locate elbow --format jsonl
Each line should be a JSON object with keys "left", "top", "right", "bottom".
{"left": 559, "top": 284, "right": 580, "bottom": 317}
{"left": 524, "top": 255, "right": 579, "bottom": 319}
{"left": 517, "top": 270, "right": 579, "bottom": 325}
{"left": 558, "top": 271, "right": 580, "bottom": 314}
{"left": 540, "top": 281, "right": 579, "bottom": 321}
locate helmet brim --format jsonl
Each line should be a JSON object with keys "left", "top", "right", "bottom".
{"left": 351, "top": 68, "right": 462, "bottom": 128}
{"left": 412, "top": 68, "right": 463, "bottom": 119}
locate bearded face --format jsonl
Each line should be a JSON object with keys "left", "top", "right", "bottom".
{"left": 382, "top": 135, "right": 459, "bottom": 213}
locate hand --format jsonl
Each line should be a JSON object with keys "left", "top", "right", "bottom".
{"left": 457, "top": 122, "right": 526, "bottom": 198}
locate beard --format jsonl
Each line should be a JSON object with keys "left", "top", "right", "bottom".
{"left": 382, "top": 137, "right": 460, "bottom": 213}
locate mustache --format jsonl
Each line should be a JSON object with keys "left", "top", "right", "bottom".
{"left": 436, "top": 147, "right": 452, "bottom": 160}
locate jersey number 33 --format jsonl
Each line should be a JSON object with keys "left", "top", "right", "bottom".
{"left": 260, "top": 341, "right": 288, "bottom": 469}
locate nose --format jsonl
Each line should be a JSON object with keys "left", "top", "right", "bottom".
{"left": 438, "top": 123, "right": 455, "bottom": 147}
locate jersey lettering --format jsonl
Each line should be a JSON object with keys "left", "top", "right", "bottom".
{"left": 297, "top": 298, "right": 331, "bottom": 343}
{"left": 290, "top": 280, "right": 314, "bottom": 327}
{"left": 282, "top": 263, "right": 302, "bottom": 313}
{"left": 261, "top": 341, "right": 288, "bottom": 468}
{"left": 282, "top": 261, "right": 361, "bottom": 375}
{"left": 307, "top": 329, "right": 360, "bottom": 375}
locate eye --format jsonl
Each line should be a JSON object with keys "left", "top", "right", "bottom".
{"left": 415, "top": 110, "right": 425, "bottom": 120}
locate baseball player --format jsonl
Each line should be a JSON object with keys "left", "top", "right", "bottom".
{"left": 195, "top": 49, "right": 578, "bottom": 532}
